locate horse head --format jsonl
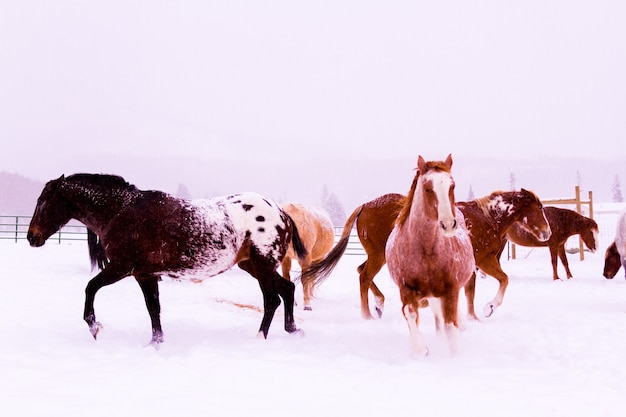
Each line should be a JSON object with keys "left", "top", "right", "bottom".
{"left": 581, "top": 220, "right": 599, "bottom": 253}
{"left": 603, "top": 241, "right": 622, "bottom": 279}
{"left": 417, "top": 154, "right": 457, "bottom": 237}
{"left": 27, "top": 175, "right": 73, "bottom": 247}
{"left": 517, "top": 188, "right": 552, "bottom": 242}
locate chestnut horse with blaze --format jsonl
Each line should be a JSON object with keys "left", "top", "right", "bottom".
{"left": 385, "top": 155, "right": 474, "bottom": 356}
{"left": 301, "top": 188, "right": 551, "bottom": 320}
{"left": 280, "top": 203, "right": 334, "bottom": 310}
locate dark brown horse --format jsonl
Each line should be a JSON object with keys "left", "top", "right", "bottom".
{"left": 386, "top": 155, "right": 475, "bottom": 356}
{"left": 27, "top": 174, "right": 307, "bottom": 345}
{"left": 301, "top": 189, "right": 551, "bottom": 320}
{"left": 500, "top": 206, "right": 598, "bottom": 280}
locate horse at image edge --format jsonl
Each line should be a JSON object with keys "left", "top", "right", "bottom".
{"left": 604, "top": 207, "right": 626, "bottom": 279}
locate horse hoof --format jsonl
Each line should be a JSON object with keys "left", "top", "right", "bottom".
{"left": 375, "top": 307, "right": 383, "bottom": 319}
{"left": 89, "top": 322, "right": 103, "bottom": 340}
{"left": 410, "top": 346, "right": 429, "bottom": 359}
{"left": 483, "top": 304, "right": 495, "bottom": 318}
{"left": 290, "top": 328, "right": 305, "bottom": 338}
{"left": 150, "top": 332, "right": 164, "bottom": 346}
{"left": 304, "top": 306, "right": 313, "bottom": 311}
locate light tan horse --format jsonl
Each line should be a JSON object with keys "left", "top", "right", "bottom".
{"left": 281, "top": 203, "right": 334, "bottom": 310}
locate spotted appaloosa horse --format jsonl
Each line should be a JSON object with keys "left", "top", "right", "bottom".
{"left": 301, "top": 188, "right": 551, "bottom": 320}
{"left": 385, "top": 155, "right": 475, "bottom": 356}
{"left": 280, "top": 203, "right": 334, "bottom": 310}
{"left": 27, "top": 174, "right": 307, "bottom": 345}
{"left": 501, "top": 206, "right": 598, "bottom": 280}
{"left": 604, "top": 208, "right": 626, "bottom": 279}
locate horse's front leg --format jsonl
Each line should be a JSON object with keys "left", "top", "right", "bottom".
{"left": 557, "top": 245, "right": 573, "bottom": 279}
{"left": 239, "top": 259, "right": 295, "bottom": 338}
{"left": 402, "top": 302, "right": 428, "bottom": 358}
{"left": 476, "top": 257, "right": 509, "bottom": 318}
{"left": 135, "top": 274, "right": 164, "bottom": 345}
{"left": 83, "top": 264, "right": 129, "bottom": 340}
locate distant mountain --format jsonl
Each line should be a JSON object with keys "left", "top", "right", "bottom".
{"left": 0, "top": 172, "right": 43, "bottom": 215}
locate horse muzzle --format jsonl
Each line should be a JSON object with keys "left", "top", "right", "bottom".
{"left": 536, "top": 228, "right": 552, "bottom": 242}
{"left": 440, "top": 219, "right": 458, "bottom": 237}
{"left": 603, "top": 271, "right": 615, "bottom": 279}
{"left": 26, "top": 230, "right": 46, "bottom": 247}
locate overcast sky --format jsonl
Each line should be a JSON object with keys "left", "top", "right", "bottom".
{"left": 1, "top": 1, "right": 625, "bottom": 201}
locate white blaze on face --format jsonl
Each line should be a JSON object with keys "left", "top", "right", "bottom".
{"left": 429, "top": 171, "right": 457, "bottom": 237}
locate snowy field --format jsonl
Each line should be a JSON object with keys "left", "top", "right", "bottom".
{"left": 1, "top": 219, "right": 626, "bottom": 417}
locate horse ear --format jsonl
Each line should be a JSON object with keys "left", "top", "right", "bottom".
{"left": 417, "top": 155, "right": 426, "bottom": 172}
{"left": 445, "top": 154, "right": 453, "bottom": 169}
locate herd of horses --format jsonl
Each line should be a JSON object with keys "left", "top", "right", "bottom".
{"left": 26, "top": 155, "right": 623, "bottom": 356}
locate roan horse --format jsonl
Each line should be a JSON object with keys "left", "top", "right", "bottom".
{"left": 280, "top": 203, "right": 334, "bottom": 310}
{"left": 385, "top": 155, "right": 474, "bottom": 356}
{"left": 301, "top": 188, "right": 551, "bottom": 320}
{"left": 603, "top": 208, "right": 626, "bottom": 279}
{"left": 27, "top": 174, "right": 307, "bottom": 345}
{"left": 500, "top": 206, "right": 598, "bottom": 280}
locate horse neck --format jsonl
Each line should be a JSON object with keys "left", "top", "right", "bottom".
{"left": 484, "top": 193, "right": 521, "bottom": 232}
{"left": 62, "top": 181, "right": 135, "bottom": 233}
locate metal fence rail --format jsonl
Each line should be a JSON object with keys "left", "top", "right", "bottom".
{"left": 0, "top": 215, "right": 88, "bottom": 243}
{"left": 0, "top": 216, "right": 368, "bottom": 254}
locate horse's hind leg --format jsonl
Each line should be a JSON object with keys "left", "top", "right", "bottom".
{"left": 357, "top": 256, "right": 385, "bottom": 319}
{"left": 240, "top": 259, "right": 298, "bottom": 338}
{"left": 135, "top": 274, "right": 163, "bottom": 345}
{"left": 463, "top": 271, "right": 480, "bottom": 321}
{"left": 274, "top": 271, "right": 301, "bottom": 334}
{"left": 83, "top": 264, "right": 129, "bottom": 340}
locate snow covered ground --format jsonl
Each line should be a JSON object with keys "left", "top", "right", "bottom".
{"left": 1, "top": 226, "right": 626, "bottom": 416}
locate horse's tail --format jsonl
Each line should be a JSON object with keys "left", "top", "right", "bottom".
{"left": 87, "top": 228, "right": 109, "bottom": 271}
{"left": 288, "top": 215, "right": 308, "bottom": 262}
{"left": 300, "top": 204, "right": 364, "bottom": 290}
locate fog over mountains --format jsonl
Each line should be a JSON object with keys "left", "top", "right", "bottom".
{"left": 1, "top": 154, "right": 622, "bottom": 217}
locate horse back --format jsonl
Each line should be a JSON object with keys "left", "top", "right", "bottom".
{"left": 357, "top": 193, "right": 404, "bottom": 256}
{"left": 281, "top": 203, "right": 334, "bottom": 262}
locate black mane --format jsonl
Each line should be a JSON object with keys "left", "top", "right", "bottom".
{"left": 65, "top": 173, "right": 137, "bottom": 192}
